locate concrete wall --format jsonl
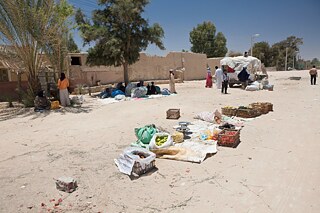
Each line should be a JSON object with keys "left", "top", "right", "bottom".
{"left": 207, "top": 57, "right": 223, "bottom": 75}
{"left": 68, "top": 52, "right": 212, "bottom": 86}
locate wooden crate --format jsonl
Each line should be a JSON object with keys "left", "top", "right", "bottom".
{"left": 249, "top": 103, "right": 268, "bottom": 114}
{"left": 218, "top": 129, "right": 240, "bottom": 148}
{"left": 132, "top": 160, "right": 155, "bottom": 176}
{"left": 221, "top": 107, "right": 237, "bottom": 117}
{"left": 166, "top": 109, "right": 180, "bottom": 119}
{"left": 264, "top": 102, "right": 273, "bottom": 111}
{"left": 236, "top": 108, "right": 260, "bottom": 118}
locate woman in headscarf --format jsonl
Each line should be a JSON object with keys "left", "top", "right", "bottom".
{"left": 169, "top": 69, "right": 177, "bottom": 93}
{"left": 57, "top": 72, "right": 70, "bottom": 107}
{"left": 205, "top": 67, "right": 213, "bottom": 88}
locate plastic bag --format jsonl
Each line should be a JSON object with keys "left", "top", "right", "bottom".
{"left": 114, "top": 94, "right": 125, "bottom": 100}
{"left": 161, "top": 88, "right": 171, "bottom": 95}
{"left": 131, "top": 87, "right": 148, "bottom": 98}
{"left": 245, "top": 85, "right": 259, "bottom": 91}
{"left": 125, "top": 83, "right": 136, "bottom": 96}
{"left": 149, "top": 132, "right": 173, "bottom": 150}
{"left": 135, "top": 125, "right": 157, "bottom": 145}
{"left": 194, "top": 111, "right": 215, "bottom": 123}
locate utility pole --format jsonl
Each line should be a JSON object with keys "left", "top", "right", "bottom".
{"left": 285, "top": 47, "right": 288, "bottom": 71}
{"left": 250, "top": 34, "right": 260, "bottom": 56}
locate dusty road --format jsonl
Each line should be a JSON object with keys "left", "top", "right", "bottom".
{"left": 0, "top": 71, "right": 319, "bottom": 213}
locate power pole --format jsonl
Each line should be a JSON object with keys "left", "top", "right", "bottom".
{"left": 285, "top": 47, "right": 288, "bottom": 71}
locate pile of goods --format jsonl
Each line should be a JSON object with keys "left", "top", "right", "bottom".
{"left": 217, "top": 129, "right": 240, "bottom": 148}
{"left": 155, "top": 135, "right": 169, "bottom": 146}
{"left": 221, "top": 102, "right": 273, "bottom": 118}
{"left": 221, "top": 106, "right": 237, "bottom": 117}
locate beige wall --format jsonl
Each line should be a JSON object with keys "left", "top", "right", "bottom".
{"left": 207, "top": 57, "right": 223, "bottom": 75}
{"left": 68, "top": 52, "right": 216, "bottom": 86}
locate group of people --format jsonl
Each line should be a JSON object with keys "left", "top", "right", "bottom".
{"left": 206, "top": 65, "right": 251, "bottom": 94}
{"left": 98, "top": 69, "right": 178, "bottom": 99}
{"left": 205, "top": 66, "right": 229, "bottom": 94}
{"left": 34, "top": 72, "right": 70, "bottom": 111}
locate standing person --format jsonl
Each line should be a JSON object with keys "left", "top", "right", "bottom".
{"left": 238, "top": 67, "right": 250, "bottom": 89}
{"left": 309, "top": 65, "right": 318, "bottom": 85}
{"left": 169, "top": 69, "right": 177, "bottom": 94}
{"left": 57, "top": 72, "right": 70, "bottom": 107}
{"left": 205, "top": 67, "right": 213, "bottom": 88}
{"left": 221, "top": 69, "right": 229, "bottom": 94}
{"left": 215, "top": 66, "right": 223, "bottom": 89}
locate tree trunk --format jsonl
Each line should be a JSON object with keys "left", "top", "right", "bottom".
{"left": 123, "top": 62, "right": 129, "bottom": 86}
{"left": 17, "top": 72, "right": 22, "bottom": 102}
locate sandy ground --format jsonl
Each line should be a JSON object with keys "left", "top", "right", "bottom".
{"left": 0, "top": 71, "right": 319, "bottom": 213}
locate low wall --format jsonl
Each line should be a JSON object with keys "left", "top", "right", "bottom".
{"left": 0, "top": 81, "right": 28, "bottom": 101}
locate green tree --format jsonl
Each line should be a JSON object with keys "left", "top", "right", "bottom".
{"left": 41, "top": 0, "right": 75, "bottom": 74}
{"left": 67, "top": 36, "right": 80, "bottom": 53}
{"left": 252, "top": 41, "right": 272, "bottom": 66}
{"left": 189, "top": 21, "right": 227, "bottom": 58}
{"left": 269, "top": 36, "right": 303, "bottom": 70}
{"left": 75, "top": 0, "right": 165, "bottom": 85}
{"left": 311, "top": 58, "right": 320, "bottom": 67}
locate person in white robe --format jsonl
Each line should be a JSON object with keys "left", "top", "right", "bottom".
{"left": 215, "top": 66, "right": 223, "bottom": 89}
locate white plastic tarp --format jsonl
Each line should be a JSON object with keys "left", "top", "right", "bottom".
{"left": 220, "top": 56, "right": 262, "bottom": 73}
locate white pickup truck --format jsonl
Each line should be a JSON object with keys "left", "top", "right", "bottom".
{"left": 220, "top": 56, "right": 262, "bottom": 87}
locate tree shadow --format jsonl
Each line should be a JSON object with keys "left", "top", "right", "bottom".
{"left": 0, "top": 105, "right": 94, "bottom": 121}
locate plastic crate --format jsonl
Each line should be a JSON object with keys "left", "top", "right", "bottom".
{"left": 218, "top": 129, "right": 240, "bottom": 148}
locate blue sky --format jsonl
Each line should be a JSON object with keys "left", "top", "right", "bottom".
{"left": 69, "top": 0, "right": 320, "bottom": 60}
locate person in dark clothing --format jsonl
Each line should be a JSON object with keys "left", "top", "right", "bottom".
{"left": 221, "top": 70, "right": 229, "bottom": 94}
{"left": 147, "top": 82, "right": 157, "bottom": 95}
{"left": 150, "top": 82, "right": 157, "bottom": 94}
{"left": 238, "top": 67, "right": 250, "bottom": 89}
{"left": 116, "top": 82, "right": 126, "bottom": 93}
{"left": 34, "top": 90, "right": 51, "bottom": 111}
{"left": 309, "top": 65, "right": 318, "bottom": 85}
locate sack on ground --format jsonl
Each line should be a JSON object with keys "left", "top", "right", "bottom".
{"left": 131, "top": 87, "right": 148, "bottom": 98}
{"left": 114, "top": 147, "right": 156, "bottom": 176}
{"left": 149, "top": 132, "right": 173, "bottom": 150}
{"left": 194, "top": 111, "right": 215, "bottom": 123}
{"left": 125, "top": 83, "right": 136, "bottom": 96}
{"left": 134, "top": 124, "right": 158, "bottom": 145}
{"left": 161, "top": 88, "right": 171, "bottom": 95}
{"left": 245, "top": 85, "right": 259, "bottom": 91}
{"left": 115, "top": 94, "right": 126, "bottom": 100}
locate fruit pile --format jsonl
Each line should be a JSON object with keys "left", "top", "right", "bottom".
{"left": 155, "top": 135, "right": 168, "bottom": 146}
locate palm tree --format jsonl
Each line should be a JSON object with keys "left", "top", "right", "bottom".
{"left": 0, "top": 0, "right": 73, "bottom": 102}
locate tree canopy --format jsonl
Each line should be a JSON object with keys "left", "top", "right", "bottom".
{"left": 75, "top": 0, "right": 165, "bottom": 85}
{"left": 189, "top": 21, "right": 227, "bottom": 58}
{"left": 251, "top": 36, "right": 303, "bottom": 70}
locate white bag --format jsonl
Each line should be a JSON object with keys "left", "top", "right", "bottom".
{"left": 114, "top": 147, "right": 156, "bottom": 176}
{"left": 149, "top": 132, "right": 173, "bottom": 150}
